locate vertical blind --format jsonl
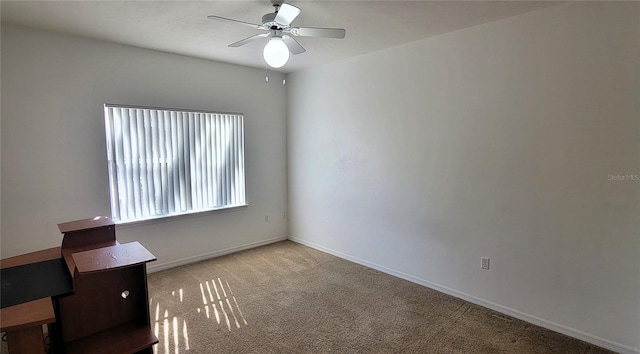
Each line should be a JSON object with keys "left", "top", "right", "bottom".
{"left": 104, "top": 105, "right": 245, "bottom": 223}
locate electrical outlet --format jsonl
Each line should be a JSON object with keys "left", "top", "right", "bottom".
{"left": 481, "top": 257, "right": 490, "bottom": 270}
{"left": 264, "top": 215, "right": 270, "bottom": 222}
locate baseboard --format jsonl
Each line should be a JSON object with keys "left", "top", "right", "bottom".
{"left": 288, "top": 236, "right": 639, "bottom": 354}
{"left": 147, "top": 235, "right": 288, "bottom": 273}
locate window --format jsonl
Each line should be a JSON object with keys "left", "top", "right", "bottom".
{"left": 104, "top": 104, "right": 246, "bottom": 223}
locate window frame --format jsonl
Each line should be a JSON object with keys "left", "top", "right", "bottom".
{"left": 104, "top": 104, "right": 247, "bottom": 224}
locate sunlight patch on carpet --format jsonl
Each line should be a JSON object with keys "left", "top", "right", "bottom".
{"left": 150, "top": 291, "right": 190, "bottom": 354}
{"left": 149, "top": 277, "right": 247, "bottom": 352}
{"left": 197, "top": 278, "right": 248, "bottom": 330}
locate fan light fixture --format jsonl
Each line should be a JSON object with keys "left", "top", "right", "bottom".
{"left": 208, "top": 2, "right": 346, "bottom": 69}
{"left": 263, "top": 37, "right": 289, "bottom": 68}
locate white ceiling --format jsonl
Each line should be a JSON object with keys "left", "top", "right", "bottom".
{"left": 1, "top": 1, "right": 563, "bottom": 73}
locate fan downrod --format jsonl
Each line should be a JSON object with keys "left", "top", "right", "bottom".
{"left": 270, "top": 0, "right": 284, "bottom": 8}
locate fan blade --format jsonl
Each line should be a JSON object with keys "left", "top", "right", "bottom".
{"left": 207, "top": 15, "right": 262, "bottom": 29}
{"left": 274, "top": 3, "right": 301, "bottom": 26}
{"left": 290, "top": 27, "right": 346, "bottom": 39}
{"left": 282, "top": 35, "right": 306, "bottom": 55}
{"left": 229, "top": 33, "right": 269, "bottom": 47}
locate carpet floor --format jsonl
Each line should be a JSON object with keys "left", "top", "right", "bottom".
{"left": 145, "top": 240, "right": 613, "bottom": 354}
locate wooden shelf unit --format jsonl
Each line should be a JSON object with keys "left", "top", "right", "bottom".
{"left": 63, "top": 321, "right": 158, "bottom": 354}
{"left": 54, "top": 217, "right": 158, "bottom": 354}
{"left": 58, "top": 216, "right": 117, "bottom": 277}
{"left": 1, "top": 247, "right": 63, "bottom": 354}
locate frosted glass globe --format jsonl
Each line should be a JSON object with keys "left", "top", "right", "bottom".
{"left": 263, "top": 38, "right": 290, "bottom": 68}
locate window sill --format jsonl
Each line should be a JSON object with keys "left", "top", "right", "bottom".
{"left": 114, "top": 204, "right": 249, "bottom": 230}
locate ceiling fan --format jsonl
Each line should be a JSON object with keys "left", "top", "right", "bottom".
{"left": 207, "top": 0, "right": 346, "bottom": 68}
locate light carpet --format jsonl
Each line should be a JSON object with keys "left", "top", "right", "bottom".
{"left": 145, "top": 241, "right": 613, "bottom": 354}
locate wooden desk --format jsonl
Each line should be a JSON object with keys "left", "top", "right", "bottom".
{"left": 59, "top": 242, "right": 157, "bottom": 354}
{"left": 2, "top": 217, "right": 157, "bottom": 354}
{"left": 0, "top": 247, "right": 61, "bottom": 354}
{"left": 55, "top": 217, "right": 158, "bottom": 354}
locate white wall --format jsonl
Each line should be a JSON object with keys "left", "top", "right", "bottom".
{"left": 1, "top": 24, "right": 288, "bottom": 270}
{"left": 288, "top": 2, "right": 639, "bottom": 353}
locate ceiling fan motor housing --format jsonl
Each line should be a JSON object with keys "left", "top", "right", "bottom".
{"left": 262, "top": 13, "right": 280, "bottom": 29}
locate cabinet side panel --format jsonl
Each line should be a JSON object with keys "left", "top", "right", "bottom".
{"left": 57, "top": 266, "right": 147, "bottom": 342}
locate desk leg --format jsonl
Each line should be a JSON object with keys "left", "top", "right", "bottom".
{"left": 6, "top": 326, "right": 45, "bottom": 354}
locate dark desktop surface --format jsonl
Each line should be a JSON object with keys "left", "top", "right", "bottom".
{"left": 1, "top": 258, "right": 73, "bottom": 308}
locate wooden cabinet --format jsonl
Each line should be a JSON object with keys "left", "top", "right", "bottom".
{"left": 0, "top": 247, "right": 62, "bottom": 354}
{"left": 53, "top": 217, "right": 158, "bottom": 354}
